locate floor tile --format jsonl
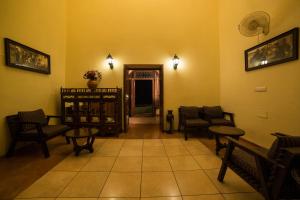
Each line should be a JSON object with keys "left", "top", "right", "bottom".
{"left": 143, "top": 139, "right": 163, "bottom": 146}
{"left": 162, "top": 139, "right": 183, "bottom": 146}
{"left": 112, "top": 157, "right": 142, "bottom": 172}
{"left": 185, "top": 145, "right": 213, "bottom": 155}
{"left": 105, "top": 139, "right": 125, "bottom": 146}
{"left": 165, "top": 146, "right": 190, "bottom": 156}
{"left": 100, "top": 173, "right": 141, "bottom": 197}
{"left": 169, "top": 156, "right": 200, "bottom": 171}
{"left": 16, "top": 198, "right": 56, "bottom": 200}
{"left": 81, "top": 157, "right": 116, "bottom": 171}
{"left": 119, "top": 146, "right": 142, "bottom": 157}
{"left": 183, "top": 195, "right": 224, "bottom": 200}
{"left": 141, "top": 172, "right": 180, "bottom": 197}
{"left": 205, "top": 169, "right": 255, "bottom": 193}
{"left": 59, "top": 172, "right": 108, "bottom": 197}
{"left": 193, "top": 155, "right": 221, "bottom": 169}
{"left": 123, "top": 139, "right": 143, "bottom": 147}
{"left": 57, "top": 198, "right": 98, "bottom": 200}
{"left": 94, "top": 145, "right": 122, "bottom": 157}
{"left": 223, "top": 193, "right": 264, "bottom": 200}
{"left": 143, "top": 146, "right": 166, "bottom": 157}
{"left": 100, "top": 198, "right": 140, "bottom": 200}
{"left": 142, "top": 157, "right": 172, "bottom": 171}
{"left": 181, "top": 139, "right": 206, "bottom": 147}
{"left": 141, "top": 197, "right": 182, "bottom": 200}
{"left": 174, "top": 170, "right": 219, "bottom": 195}
{"left": 17, "top": 171, "right": 76, "bottom": 198}
{"left": 51, "top": 155, "right": 90, "bottom": 171}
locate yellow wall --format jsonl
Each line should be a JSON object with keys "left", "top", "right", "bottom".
{"left": 0, "top": 0, "right": 66, "bottom": 155}
{"left": 219, "top": 0, "right": 300, "bottom": 147}
{"left": 66, "top": 0, "right": 220, "bottom": 128}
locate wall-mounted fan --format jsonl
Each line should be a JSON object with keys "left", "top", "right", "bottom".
{"left": 238, "top": 11, "right": 270, "bottom": 38}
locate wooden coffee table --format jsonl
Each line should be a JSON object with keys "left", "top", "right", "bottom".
{"left": 65, "top": 128, "right": 98, "bottom": 156}
{"left": 209, "top": 126, "right": 245, "bottom": 155}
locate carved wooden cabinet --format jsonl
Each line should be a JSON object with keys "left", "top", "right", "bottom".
{"left": 61, "top": 88, "right": 122, "bottom": 135}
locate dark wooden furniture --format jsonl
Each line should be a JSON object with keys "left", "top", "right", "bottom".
{"left": 218, "top": 133, "right": 300, "bottom": 200}
{"left": 209, "top": 125, "right": 245, "bottom": 155}
{"left": 6, "top": 109, "right": 71, "bottom": 158}
{"left": 61, "top": 88, "right": 122, "bottom": 135}
{"left": 203, "top": 106, "right": 235, "bottom": 127}
{"left": 178, "top": 106, "right": 210, "bottom": 140}
{"left": 65, "top": 128, "right": 98, "bottom": 156}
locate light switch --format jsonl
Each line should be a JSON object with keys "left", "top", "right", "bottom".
{"left": 255, "top": 86, "right": 267, "bottom": 92}
{"left": 257, "top": 112, "right": 268, "bottom": 119}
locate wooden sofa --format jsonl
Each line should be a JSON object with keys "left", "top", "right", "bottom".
{"left": 178, "top": 106, "right": 235, "bottom": 140}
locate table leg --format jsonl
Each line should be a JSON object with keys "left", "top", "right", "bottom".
{"left": 215, "top": 135, "right": 221, "bottom": 155}
{"left": 71, "top": 137, "right": 80, "bottom": 156}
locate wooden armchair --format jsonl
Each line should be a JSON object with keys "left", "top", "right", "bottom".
{"left": 218, "top": 133, "right": 300, "bottom": 200}
{"left": 203, "top": 106, "right": 235, "bottom": 127}
{"left": 6, "top": 109, "right": 71, "bottom": 158}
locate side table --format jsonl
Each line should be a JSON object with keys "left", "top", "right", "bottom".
{"left": 209, "top": 126, "right": 245, "bottom": 155}
{"left": 65, "top": 128, "right": 98, "bottom": 156}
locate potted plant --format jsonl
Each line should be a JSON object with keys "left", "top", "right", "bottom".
{"left": 83, "top": 70, "right": 102, "bottom": 89}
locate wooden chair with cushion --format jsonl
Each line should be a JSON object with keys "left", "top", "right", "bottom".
{"left": 218, "top": 133, "right": 300, "bottom": 200}
{"left": 6, "top": 109, "right": 71, "bottom": 158}
{"left": 179, "top": 106, "right": 210, "bottom": 140}
{"left": 203, "top": 106, "right": 235, "bottom": 127}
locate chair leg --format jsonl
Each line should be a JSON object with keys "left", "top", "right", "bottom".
{"left": 6, "top": 140, "right": 16, "bottom": 157}
{"left": 184, "top": 129, "right": 188, "bottom": 140}
{"left": 218, "top": 162, "right": 228, "bottom": 182}
{"left": 41, "top": 141, "right": 50, "bottom": 158}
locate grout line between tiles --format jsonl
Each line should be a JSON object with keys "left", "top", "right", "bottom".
{"left": 162, "top": 139, "right": 183, "bottom": 199}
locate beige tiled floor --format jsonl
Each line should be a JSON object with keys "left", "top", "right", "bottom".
{"left": 16, "top": 138, "right": 263, "bottom": 200}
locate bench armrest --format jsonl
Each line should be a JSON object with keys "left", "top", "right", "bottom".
{"left": 225, "top": 136, "right": 278, "bottom": 165}
{"left": 223, "top": 112, "right": 235, "bottom": 125}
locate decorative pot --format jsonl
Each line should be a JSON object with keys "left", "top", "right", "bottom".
{"left": 87, "top": 80, "right": 98, "bottom": 89}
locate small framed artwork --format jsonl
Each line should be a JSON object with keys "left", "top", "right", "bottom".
{"left": 4, "top": 38, "right": 51, "bottom": 74}
{"left": 245, "top": 27, "right": 299, "bottom": 71}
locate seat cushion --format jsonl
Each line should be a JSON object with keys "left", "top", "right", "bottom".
{"left": 185, "top": 118, "right": 209, "bottom": 127}
{"left": 18, "top": 109, "right": 48, "bottom": 130}
{"left": 21, "top": 125, "right": 71, "bottom": 138}
{"left": 181, "top": 106, "right": 201, "bottom": 119}
{"left": 210, "top": 118, "right": 233, "bottom": 126}
{"left": 203, "top": 106, "right": 223, "bottom": 118}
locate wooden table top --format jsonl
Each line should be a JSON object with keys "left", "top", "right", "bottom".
{"left": 208, "top": 126, "right": 245, "bottom": 136}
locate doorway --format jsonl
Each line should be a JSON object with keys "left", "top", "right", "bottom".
{"left": 123, "top": 65, "right": 163, "bottom": 132}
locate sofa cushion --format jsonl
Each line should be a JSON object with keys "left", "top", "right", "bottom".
{"left": 185, "top": 118, "right": 209, "bottom": 127}
{"left": 268, "top": 136, "right": 300, "bottom": 159}
{"left": 210, "top": 118, "right": 233, "bottom": 126}
{"left": 18, "top": 109, "right": 48, "bottom": 130}
{"left": 181, "top": 106, "right": 201, "bottom": 119}
{"left": 21, "top": 125, "right": 71, "bottom": 138}
{"left": 203, "top": 106, "right": 223, "bottom": 118}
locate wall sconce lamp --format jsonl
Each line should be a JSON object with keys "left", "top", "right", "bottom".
{"left": 106, "top": 53, "right": 114, "bottom": 69}
{"left": 172, "top": 54, "right": 179, "bottom": 70}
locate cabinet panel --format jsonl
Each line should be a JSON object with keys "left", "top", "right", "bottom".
{"left": 61, "top": 88, "right": 122, "bottom": 135}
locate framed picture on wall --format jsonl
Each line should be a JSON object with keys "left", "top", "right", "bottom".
{"left": 4, "top": 38, "right": 51, "bottom": 74}
{"left": 245, "top": 27, "right": 299, "bottom": 71}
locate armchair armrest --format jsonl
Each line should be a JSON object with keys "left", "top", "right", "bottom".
{"left": 271, "top": 132, "right": 290, "bottom": 137}
{"left": 19, "top": 121, "right": 45, "bottom": 138}
{"left": 223, "top": 112, "right": 235, "bottom": 125}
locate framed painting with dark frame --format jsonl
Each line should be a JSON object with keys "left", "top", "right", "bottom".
{"left": 245, "top": 27, "right": 299, "bottom": 71}
{"left": 4, "top": 38, "right": 51, "bottom": 74}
